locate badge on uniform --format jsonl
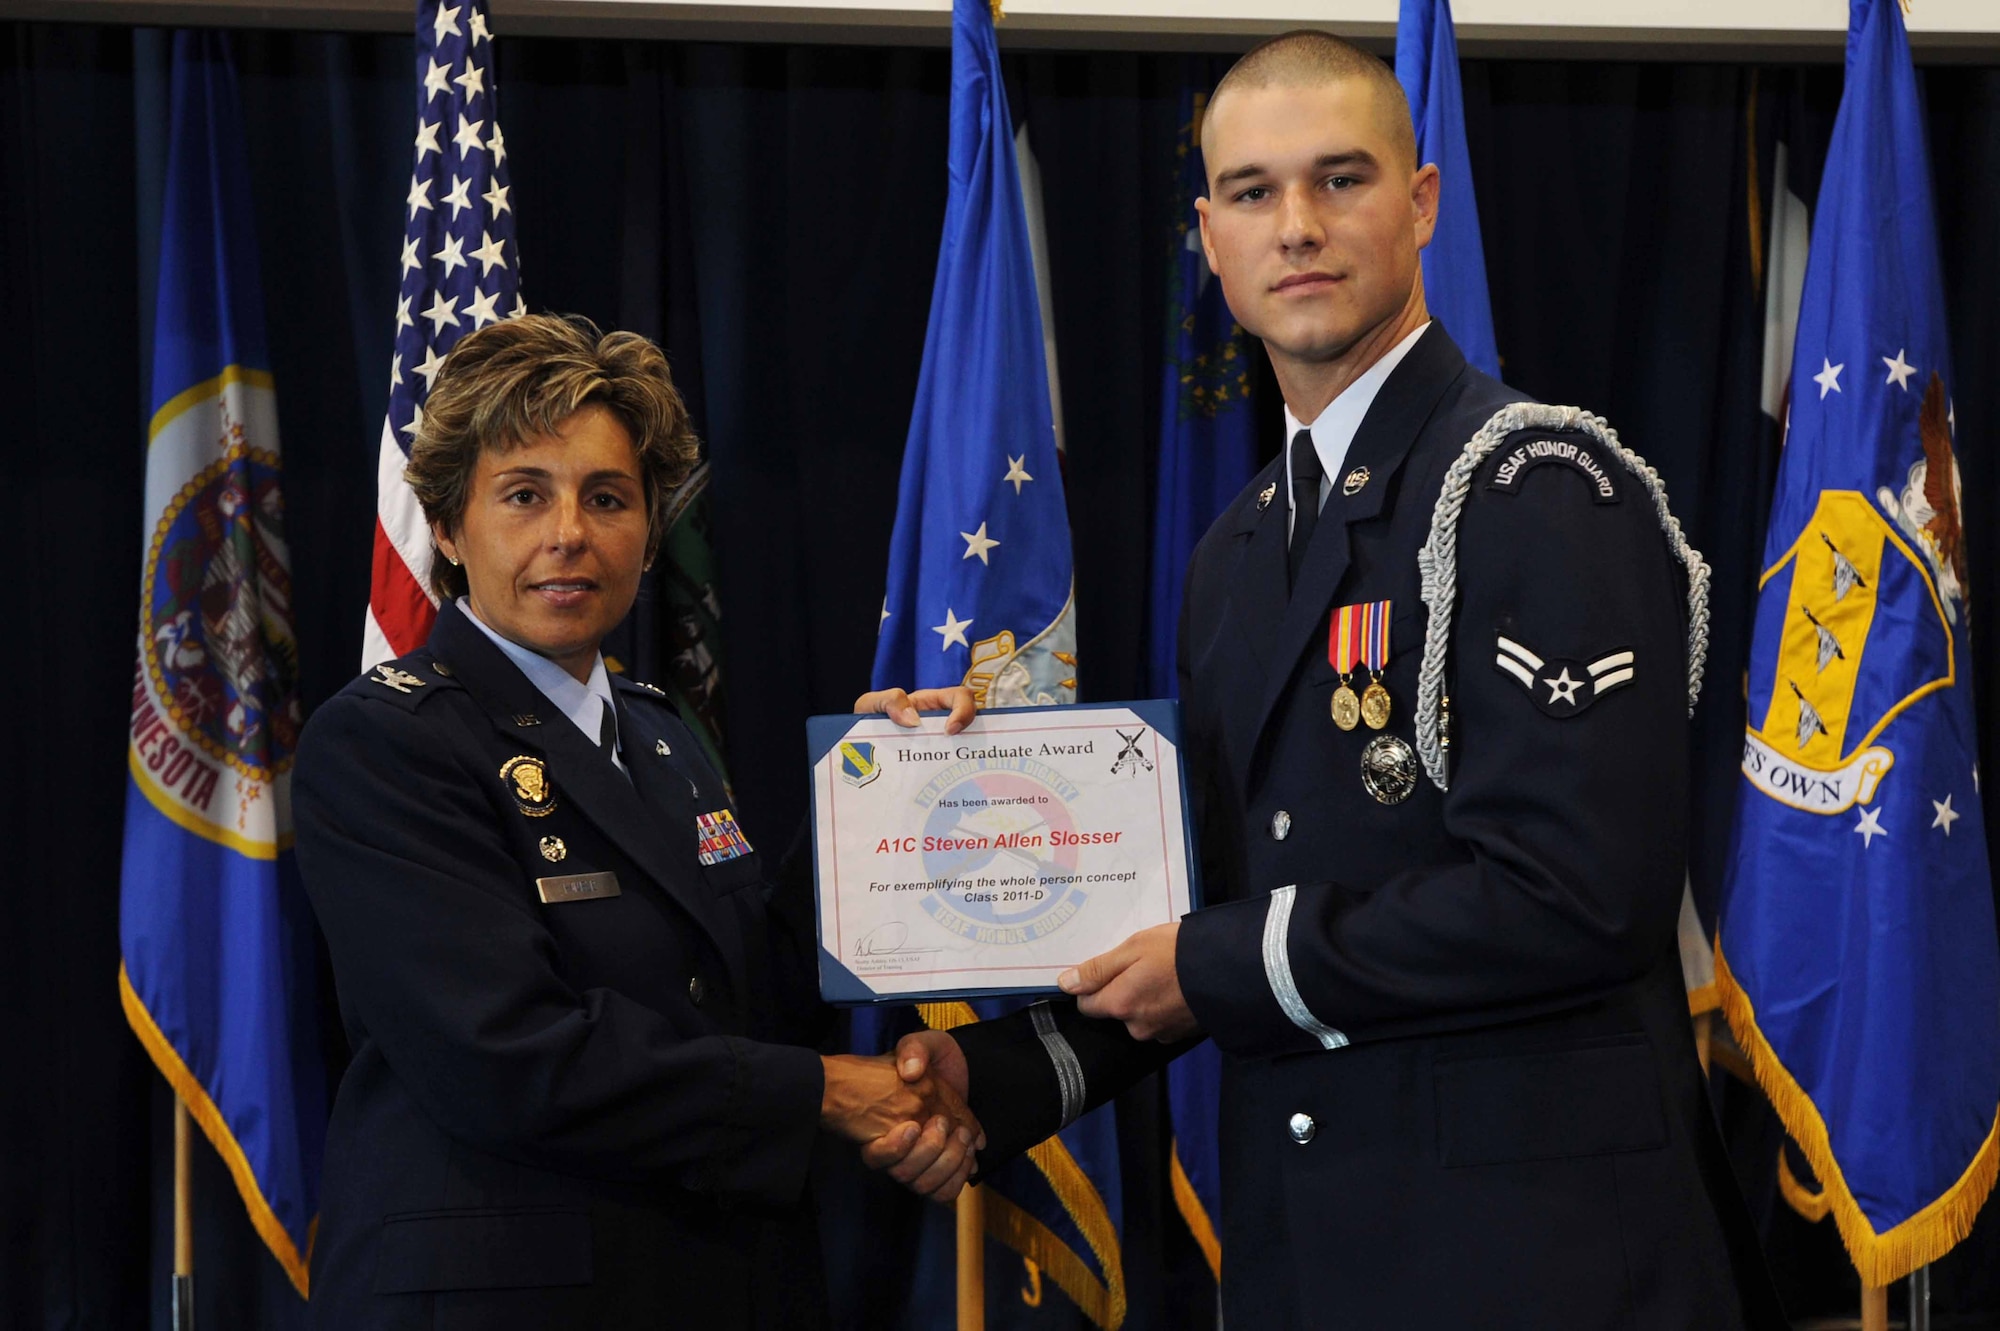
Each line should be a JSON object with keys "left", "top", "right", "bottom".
{"left": 1328, "top": 601, "right": 1393, "bottom": 731}
{"left": 696, "top": 809, "right": 754, "bottom": 866}
{"left": 500, "top": 755, "right": 557, "bottom": 817}
{"left": 1493, "top": 635, "right": 1636, "bottom": 718}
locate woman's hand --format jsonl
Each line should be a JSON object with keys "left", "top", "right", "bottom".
{"left": 852, "top": 685, "right": 977, "bottom": 735}
{"left": 820, "top": 1053, "right": 983, "bottom": 1201}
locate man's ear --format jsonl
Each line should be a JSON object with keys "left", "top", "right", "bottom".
{"left": 1411, "top": 162, "right": 1441, "bottom": 251}
{"left": 1195, "top": 195, "right": 1220, "bottom": 276}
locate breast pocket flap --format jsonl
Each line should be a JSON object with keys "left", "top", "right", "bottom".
{"left": 372, "top": 1206, "right": 591, "bottom": 1293}
{"left": 1435, "top": 1035, "right": 1667, "bottom": 1167}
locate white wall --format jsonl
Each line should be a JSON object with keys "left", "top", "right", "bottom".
{"left": 20, "top": 0, "right": 2000, "bottom": 56}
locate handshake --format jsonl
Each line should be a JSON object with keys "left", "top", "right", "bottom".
{"left": 820, "top": 1030, "right": 979, "bottom": 1202}
{"left": 813, "top": 683, "right": 1203, "bottom": 1202}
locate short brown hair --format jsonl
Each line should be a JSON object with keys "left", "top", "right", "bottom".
{"left": 406, "top": 313, "right": 698, "bottom": 600}
{"left": 1205, "top": 30, "right": 1417, "bottom": 173}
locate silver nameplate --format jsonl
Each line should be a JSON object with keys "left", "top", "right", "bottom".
{"left": 536, "top": 871, "right": 620, "bottom": 904}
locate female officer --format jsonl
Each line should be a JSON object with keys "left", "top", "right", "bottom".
{"left": 293, "top": 314, "right": 977, "bottom": 1330}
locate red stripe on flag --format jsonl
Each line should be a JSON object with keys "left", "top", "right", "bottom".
{"left": 369, "top": 519, "right": 437, "bottom": 655}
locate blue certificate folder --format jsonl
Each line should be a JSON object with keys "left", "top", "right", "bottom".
{"left": 807, "top": 699, "right": 1201, "bottom": 1006}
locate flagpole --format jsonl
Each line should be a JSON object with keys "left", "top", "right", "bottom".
{"left": 173, "top": 1095, "right": 195, "bottom": 1331}
{"left": 1861, "top": 1282, "right": 1887, "bottom": 1331}
{"left": 956, "top": 1185, "right": 985, "bottom": 1330}
{"left": 1909, "top": 1265, "right": 1931, "bottom": 1331}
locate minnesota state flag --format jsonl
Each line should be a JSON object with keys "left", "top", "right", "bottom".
{"left": 118, "top": 31, "right": 325, "bottom": 1295}
{"left": 1716, "top": 0, "right": 1999, "bottom": 1284}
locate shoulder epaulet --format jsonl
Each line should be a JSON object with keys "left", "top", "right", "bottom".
{"left": 349, "top": 654, "right": 463, "bottom": 712}
{"left": 1413, "top": 404, "right": 1711, "bottom": 793}
{"left": 611, "top": 674, "right": 682, "bottom": 714}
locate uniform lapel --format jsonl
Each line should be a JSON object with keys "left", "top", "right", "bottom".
{"left": 613, "top": 691, "right": 752, "bottom": 1000}
{"left": 1212, "top": 459, "right": 1291, "bottom": 785}
{"left": 1237, "top": 326, "right": 1470, "bottom": 775}
{"left": 428, "top": 604, "right": 730, "bottom": 958}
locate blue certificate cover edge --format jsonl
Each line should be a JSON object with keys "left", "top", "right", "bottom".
{"left": 806, "top": 700, "right": 1201, "bottom": 1007}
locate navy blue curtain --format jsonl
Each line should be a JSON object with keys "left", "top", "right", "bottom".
{"left": 4, "top": 22, "right": 1998, "bottom": 1327}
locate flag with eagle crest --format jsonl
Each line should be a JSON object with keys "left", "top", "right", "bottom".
{"left": 1715, "top": 0, "right": 1998, "bottom": 1286}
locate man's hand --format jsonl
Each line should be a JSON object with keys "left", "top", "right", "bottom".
{"left": 856, "top": 1030, "right": 978, "bottom": 1199}
{"left": 852, "top": 685, "right": 978, "bottom": 735}
{"left": 1060, "top": 922, "right": 1198, "bottom": 1043}
{"left": 821, "top": 1052, "right": 981, "bottom": 1201}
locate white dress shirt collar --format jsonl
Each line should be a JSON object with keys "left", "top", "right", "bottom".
{"left": 1284, "top": 320, "right": 1432, "bottom": 530}
{"left": 457, "top": 598, "right": 624, "bottom": 770}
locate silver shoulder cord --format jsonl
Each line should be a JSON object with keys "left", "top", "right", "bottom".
{"left": 1412, "top": 404, "right": 1712, "bottom": 792}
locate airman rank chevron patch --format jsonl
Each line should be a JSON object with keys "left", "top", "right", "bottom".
{"left": 1493, "top": 635, "right": 1635, "bottom": 718}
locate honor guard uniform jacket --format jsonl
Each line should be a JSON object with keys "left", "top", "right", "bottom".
{"left": 294, "top": 601, "right": 831, "bottom": 1331}
{"left": 953, "top": 326, "right": 1787, "bottom": 1330}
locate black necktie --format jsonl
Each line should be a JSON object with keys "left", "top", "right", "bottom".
{"left": 1287, "top": 428, "right": 1323, "bottom": 590}
{"left": 597, "top": 699, "right": 619, "bottom": 766}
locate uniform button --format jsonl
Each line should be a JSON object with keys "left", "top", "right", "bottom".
{"left": 688, "top": 975, "right": 706, "bottom": 1006}
{"left": 1270, "top": 810, "right": 1292, "bottom": 841}
{"left": 1288, "top": 1112, "right": 1316, "bottom": 1145}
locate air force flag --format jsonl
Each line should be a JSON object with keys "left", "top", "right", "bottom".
{"left": 1717, "top": 0, "right": 1999, "bottom": 1284}
{"left": 1395, "top": 0, "right": 1499, "bottom": 379}
{"left": 117, "top": 31, "right": 325, "bottom": 1296}
{"left": 869, "top": 0, "right": 1075, "bottom": 705}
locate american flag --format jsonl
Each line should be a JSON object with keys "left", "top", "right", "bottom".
{"left": 363, "top": 0, "right": 521, "bottom": 668}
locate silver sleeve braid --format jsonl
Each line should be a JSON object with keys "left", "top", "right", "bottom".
{"left": 1413, "top": 405, "right": 1712, "bottom": 792}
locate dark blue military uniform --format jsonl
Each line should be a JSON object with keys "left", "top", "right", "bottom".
{"left": 294, "top": 601, "right": 830, "bottom": 1330}
{"left": 954, "top": 326, "right": 1786, "bottom": 1329}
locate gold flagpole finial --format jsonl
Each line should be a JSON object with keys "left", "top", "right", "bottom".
{"left": 989, "top": 0, "right": 1004, "bottom": 20}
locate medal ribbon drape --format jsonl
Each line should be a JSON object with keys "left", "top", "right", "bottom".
{"left": 118, "top": 30, "right": 326, "bottom": 1297}
{"left": 1330, "top": 601, "right": 1392, "bottom": 731}
{"left": 1715, "top": 0, "right": 1999, "bottom": 1285}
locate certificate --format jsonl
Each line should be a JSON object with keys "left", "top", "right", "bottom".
{"left": 807, "top": 701, "right": 1198, "bottom": 1004}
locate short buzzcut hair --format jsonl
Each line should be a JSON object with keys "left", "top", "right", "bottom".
{"left": 1204, "top": 30, "right": 1418, "bottom": 173}
{"left": 406, "top": 313, "right": 698, "bottom": 600}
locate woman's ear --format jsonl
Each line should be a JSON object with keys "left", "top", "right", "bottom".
{"left": 433, "top": 522, "right": 461, "bottom": 567}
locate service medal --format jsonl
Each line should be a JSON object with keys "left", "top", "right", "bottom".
{"left": 1360, "top": 734, "right": 1417, "bottom": 805}
{"left": 1331, "top": 600, "right": 1392, "bottom": 733}
{"left": 1360, "top": 679, "right": 1392, "bottom": 730}
{"left": 1330, "top": 683, "right": 1361, "bottom": 731}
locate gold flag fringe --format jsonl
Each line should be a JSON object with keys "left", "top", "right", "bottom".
{"left": 120, "top": 962, "right": 315, "bottom": 1297}
{"left": 1714, "top": 944, "right": 2000, "bottom": 1285}
{"left": 1168, "top": 1142, "right": 1221, "bottom": 1280}
{"left": 918, "top": 1001, "right": 1127, "bottom": 1327}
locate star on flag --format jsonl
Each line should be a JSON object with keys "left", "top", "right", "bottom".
{"left": 933, "top": 608, "right": 973, "bottom": 651}
{"left": 1932, "top": 795, "right": 1960, "bottom": 836}
{"left": 1883, "top": 348, "right": 1917, "bottom": 390}
{"left": 1003, "top": 454, "right": 1033, "bottom": 494}
{"left": 961, "top": 522, "right": 1000, "bottom": 565}
{"left": 1813, "top": 358, "right": 1844, "bottom": 399}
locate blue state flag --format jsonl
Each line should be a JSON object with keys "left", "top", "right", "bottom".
{"left": 118, "top": 30, "right": 325, "bottom": 1297}
{"left": 1395, "top": 0, "right": 1499, "bottom": 378}
{"left": 867, "top": 0, "right": 1123, "bottom": 1322}
{"left": 1148, "top": 76, "right": 1258, "bottom": 702}
{"left": 1150, "top": 74, "right": 1252, "bottom": 1286}
{"left": 1716, "top": 0, "right": 1999, "bottom": 1284}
